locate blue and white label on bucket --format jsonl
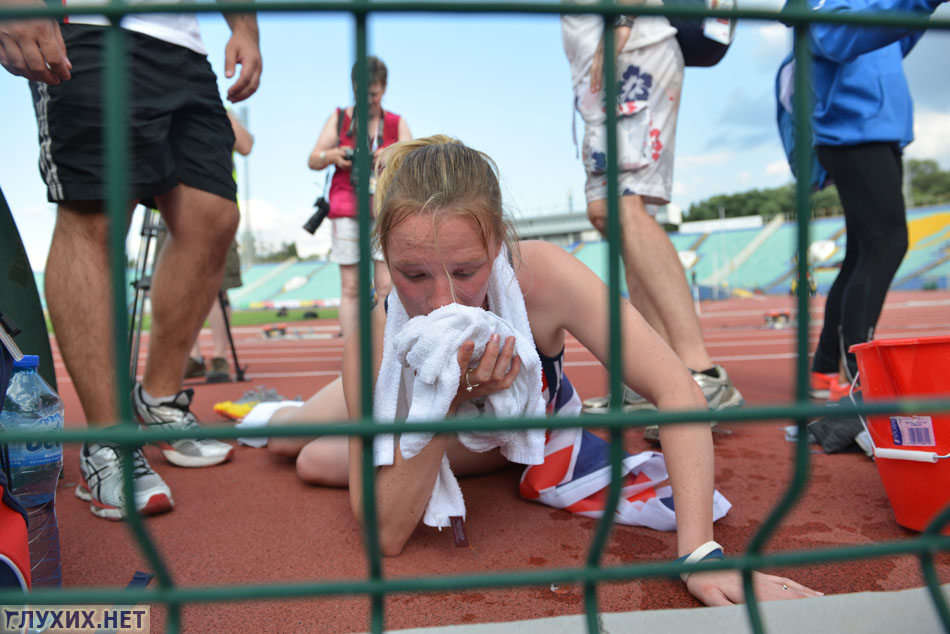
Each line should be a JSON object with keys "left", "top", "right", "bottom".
{"left": 889, "top": 416, "right": 935, "bottom": 447}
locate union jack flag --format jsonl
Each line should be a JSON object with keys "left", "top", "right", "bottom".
{"left": 520, "top": 428, "right": 732, "bottom": 530}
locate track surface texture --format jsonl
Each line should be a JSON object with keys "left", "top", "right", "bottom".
{"left": 50, "top": 290, "right": 950, "bottom": 632}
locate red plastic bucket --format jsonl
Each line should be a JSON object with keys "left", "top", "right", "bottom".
{"left": 851, "top": 336, "right": 950, "bottom": 534}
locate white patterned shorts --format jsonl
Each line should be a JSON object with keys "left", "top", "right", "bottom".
{"left": 330, "top": 217, "right": 384, "bottom": 265}
{"left": 576, "top": 36, "right": 683, "bottom": 206}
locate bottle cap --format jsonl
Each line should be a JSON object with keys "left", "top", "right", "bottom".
{"left": 12, "top": 354, "right": 39, "bottom": 368}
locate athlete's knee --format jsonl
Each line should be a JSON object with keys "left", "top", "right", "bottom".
{"left": 375, "top": 278, "right": 392, "bottom": 300}
{"left": 53, "top": 202, "right": 110, "bottom": 245}
{"left": 340, "top": 274, "right": 360, "bottom": 300}
{"left": 869, "top": 228, "right": 908, "bottom": 270}
{"left": 586, "top": 203, "right": 607, "bottom": 235}
{"left": 295, "top": 443, "right": 346, "bottom": 486}
{"left": 268, "top": 437, "right": 301, "bottom": 458}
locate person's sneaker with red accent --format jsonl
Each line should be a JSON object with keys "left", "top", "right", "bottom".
{"left": 829, "top": 379, "right": 861, "bottom": 403}
{"left": 75, "top": 443, "right": 173, "bottom": 520}
{"left": 132, "top": 383, "right": 235, "bottom": 467}
{"left": 810, "top": 372, "right": 840, "bottom": 399}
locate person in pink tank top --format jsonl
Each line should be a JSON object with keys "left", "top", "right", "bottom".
{"left": 308, "top": 56, "right": 412, "bottom": 340}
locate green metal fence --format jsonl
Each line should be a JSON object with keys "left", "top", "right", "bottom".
{"left": 1, "top": 0, "right": 949, "bottom": 632}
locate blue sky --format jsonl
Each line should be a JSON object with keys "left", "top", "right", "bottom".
{"left": 2, "top": 2, "right": 949, "bottom": 268}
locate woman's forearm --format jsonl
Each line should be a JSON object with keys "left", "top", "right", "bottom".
{"left": 658, "top": 417, "right": 716, "bottom": 556}
{"left": 350, "top": 433, "right": 451, "bottom": 557}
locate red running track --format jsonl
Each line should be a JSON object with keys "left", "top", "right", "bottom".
{"left": 49, "top": 290, "right": 950, "bottom": 632}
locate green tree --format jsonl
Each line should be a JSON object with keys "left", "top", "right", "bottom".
{"left": 685, "top": 160, "right": 949, "bottom": 225}
{"left": 257, "top": 241, "right": 298, "bottom": 262}
{"left": 908, "top": 159, "right": 950, "bottom": 206}
{"left": 685, "top": 184, "right": 841, "bottom": 222}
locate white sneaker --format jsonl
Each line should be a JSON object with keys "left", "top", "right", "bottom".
{"left": 582, "top": 385, "right": 657, "bottom": 413}
{"left": 75, "top": 443, "right": 173, "bottom": 520}
{"left": 132, "top": 383, "right": 235, "bottom": 467}
{"left": 643, "top": 366, "right": 743, "bottom": 443}
{"left": 692, "top": 365, "right": 745, "bottom": 410}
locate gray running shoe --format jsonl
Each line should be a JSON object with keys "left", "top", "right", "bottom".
{"left": 206, "top": 357, "right": 231, "bottom": 383}
{"left": 75, "top": 443, "right": 173, "bottom": 520}
{"left": 132, "top": 383, "right": 235, "bottom": 467}
{"left": 692, "top": 365, "right": 745, "bottom": 410}
{"left": 644, "top": 366, "right": 743, "bottom": 443}
{"left": 582, "top": 385, "right": 657, "bottom": 413}
{"left": 183, "top": 356, "right": 206, "bottom": 379}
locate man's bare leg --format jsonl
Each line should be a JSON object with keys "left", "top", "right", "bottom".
{"left": 45, "top": 201, "right": 135, "bottom": 425}
{"left": 143, "top": 184, "right": 239, "bottom": 397}
{"left": 587, "top": 196, "right": 713, "bottom": 371}
{"left": 46, "top": 201, "right": 174, "bottom": 518}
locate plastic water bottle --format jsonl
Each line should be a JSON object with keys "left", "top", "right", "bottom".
{"left": 0, "top": 354, "right": 64, "bottom": 588}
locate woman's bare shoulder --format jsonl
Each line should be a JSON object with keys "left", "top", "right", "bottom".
{"left": 516, "top": 239, "right": 566, "bottom": 268}
{"left": 514, "top": 240, "right": 572, "bottom": 304}
{"left": 516, "top": 240, "right": 577, "bottom": 279}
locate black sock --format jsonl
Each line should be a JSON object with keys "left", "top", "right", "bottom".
{"left": 692, "top": 367, "right": 720, "bottom": 378}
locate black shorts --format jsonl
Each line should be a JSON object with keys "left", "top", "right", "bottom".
{"left": 30, "top": 24, "right": 236, "bottom": 204}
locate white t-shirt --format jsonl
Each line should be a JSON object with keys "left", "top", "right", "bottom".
{"left": 64, "top": 0, "right": 205, "bottom": 55}
{"left": 561, "top": 1, "right": 676, "bottom": 93}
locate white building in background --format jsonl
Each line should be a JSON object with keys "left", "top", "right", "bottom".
{"left": 511, "top": 211, "right": 598, "bottom": 246}
{"left": 512, "top": 203, "right": 683, "bottom": 246}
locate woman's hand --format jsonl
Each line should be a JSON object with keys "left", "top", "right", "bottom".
{"left": 686, "top": 570, "right": 823, "bottom": 606}
{"left": 330, "top": 147, "right": 353, "bottom": 169}
{"left": 450, "top": 333, "right": 522, "bottom": 412}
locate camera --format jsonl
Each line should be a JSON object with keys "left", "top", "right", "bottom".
{"left": 303, "top": 196, "right": 331, "bottom": 234}
{"left": 344, "top": 147, "right": 377, "bottom": 194}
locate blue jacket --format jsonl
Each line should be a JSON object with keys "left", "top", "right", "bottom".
{"left": 805, "top": 0, "right": 941, "bottom": 148}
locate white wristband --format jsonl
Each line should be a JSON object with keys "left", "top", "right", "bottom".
{"left": 677, "top": 540, "right": 724, "bottom": 582}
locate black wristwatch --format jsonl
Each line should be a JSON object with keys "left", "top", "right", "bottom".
{"left": 613, "top": 14, "right": 635, "bottom": 28}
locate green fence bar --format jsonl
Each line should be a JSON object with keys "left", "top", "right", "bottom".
{"left": 579, "top": 16, "right": 622, "bottom": 634}
{"left": 102, "top": 14, "right": 182, "bottom": 632}
{"left": 0, "top": 0, "right": 948, "bottom": 632}
{"left": 350, "top": 14, "right": 386, "bottom": 633}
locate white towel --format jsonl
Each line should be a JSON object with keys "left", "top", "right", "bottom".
{"left": 373, "top": 245, "right": 546, "bottom": 528}
{"left": 236, "top": 401, "right": 304, "bottom": 447}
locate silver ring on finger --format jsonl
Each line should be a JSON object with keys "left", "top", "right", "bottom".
{"left": 782, "top": 584, "right": 788, "bottom": 591}
{"left": 465, "top": 368, "right": 480, "bottom": 393}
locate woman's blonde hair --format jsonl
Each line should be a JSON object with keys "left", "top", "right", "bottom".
{"left": 372, "top": 135, "right": 517, "bottom": 260}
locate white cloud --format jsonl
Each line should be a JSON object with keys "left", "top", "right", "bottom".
{"left": 297, "top": 222, "right": 333, "bottom": 259}
{"left": 738, "top": 171, "right": 752, "bottom": 183}
{"left": 739, "top": 0, "right": 785, "bottom": 10}
{"left": 122, "top": 196, "right": 330, "bottom": 269}
{"left": 239, "top": 197, "right": 334, "bottom": 258}
{"left": 755, "top": 22, "right": 790, "bottom": 46}
{"left": 906, "top": 110, "right": 950, "bottom": 168}
{"left": 766, "top": 160, "right": 791, "bottom": 177}
{"left": 10, "top": 204, "right": 55, "bottom": 271}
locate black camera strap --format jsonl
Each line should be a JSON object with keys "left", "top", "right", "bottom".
{"left": 340, "top": 106, "right": 386, "bottom": 155}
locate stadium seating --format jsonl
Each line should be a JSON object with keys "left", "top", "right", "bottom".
{"left": 29, "top": 205, "right": 950, "bottom": 310}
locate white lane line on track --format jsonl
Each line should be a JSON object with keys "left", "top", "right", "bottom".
{"left": 54, "top": 369, "right": 343, "bottom": 384}
{"left": 236, "top": 370, "right": 342, "bottom": 379}
{"left": 694, "top": 297, "right": 950, "bottom": 319}
{"left": 564, "top": 352, "right": 800, "bottom": 367}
